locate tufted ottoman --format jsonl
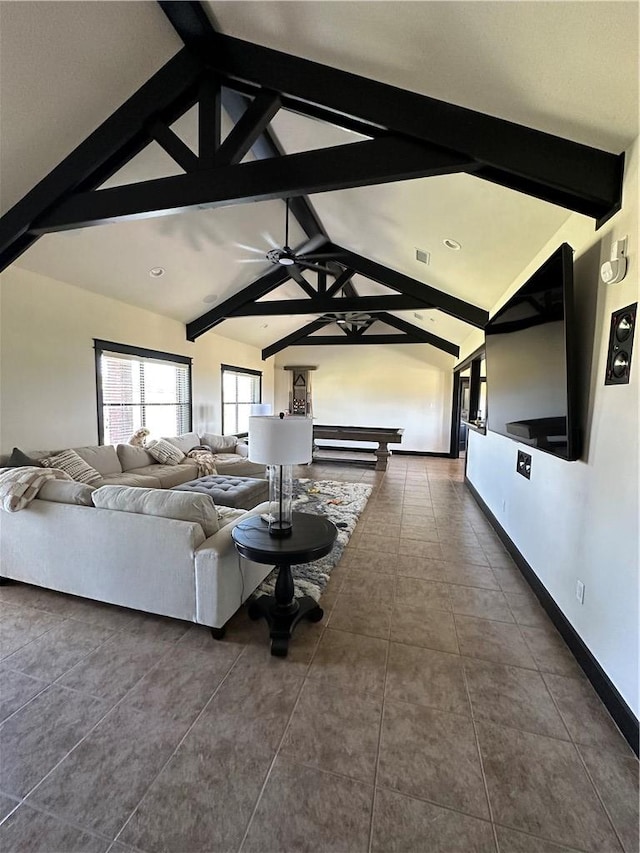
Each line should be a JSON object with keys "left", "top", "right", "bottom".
{"left": 172, "top": 474, "right": 269, "bottom": 510}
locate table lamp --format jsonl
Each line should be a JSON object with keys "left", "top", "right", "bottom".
{"left": 248, "top": 413, "right": 313, "bottom": 537}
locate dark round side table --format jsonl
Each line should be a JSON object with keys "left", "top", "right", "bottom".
{"left": 231, "top": 511, "right": 337, "bottom": 657}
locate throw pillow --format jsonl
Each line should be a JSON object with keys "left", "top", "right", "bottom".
{"left": 41, "top": 449, "right": 102, "bottom": 485}
{"left": 7, "top": 447, "right": 43, "bottom": 468}
{"left": 37, "top": 479, "right": 96, "bottom": 506}
{"left": 91, "top": 485, "right": 219, "bottom": 537}
{"left": 146, "top": 438, "right": 185, "bottom": 466}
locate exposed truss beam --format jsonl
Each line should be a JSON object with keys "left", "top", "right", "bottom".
{"left": 376, "top": 313, "right": 459, "bottom": 355}
{"left": 159, "top": 0, "right": 326, "bottom": 241}
{"left": 206, "top": 32, "right": 624, "bottom": 225}
{"left": 197, "top": 75, "right": 222, "bottom": 168}
{"left": 285, "top": 334, "right": 458, "bottom": 351}
{"left": 229, "top": 295, "right": 432, "bottom": 317}
{"left": 150, "top": 121, "right": 199, "bottom": 173}
{"left": 215, "top": 90, "right": 281, "bottom": 167}
{"left": 262, "top": 319, "right": 332, "bottom": 360}
{"left": 326, "top": 268, "right": 356, "bottom": 298}
{"left": 33, "top": 137, "right": 474, "bottom": 233}
{"left": 0, "top": 48, "right": 203, "bottom": 272}
{"left": 326, "top": 244, "right": 488, "bottom": 328}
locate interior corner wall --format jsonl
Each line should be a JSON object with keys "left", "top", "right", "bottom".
{"left": 0, "top": 266, "right": 274, "bottom": 452}
{"left": 466, "top": 136, "right": 639, "bottom": 717}
{"left": 273, "top": 344, "right": 455, "bottom": 452}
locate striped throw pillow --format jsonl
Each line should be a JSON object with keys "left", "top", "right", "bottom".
{"left": 41, "top": 449, "right": 102, "bottom": 485}
{"left": 146, "top": 438, "right": 185, "bottom": 466}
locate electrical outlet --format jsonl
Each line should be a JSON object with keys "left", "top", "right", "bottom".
{"left": 576, "top": 580, "right": 585, "bottom": 604}
{"left": 517, "top": 450, "right": 532, "bottom": 480}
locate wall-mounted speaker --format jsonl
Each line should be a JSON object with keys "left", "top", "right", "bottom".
{"left": 604, "top": 303, "right": 637, "bottom": 385}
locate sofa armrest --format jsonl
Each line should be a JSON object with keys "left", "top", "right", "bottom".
{"left": 235, "top": 442, "right": 249, "bottom": 458}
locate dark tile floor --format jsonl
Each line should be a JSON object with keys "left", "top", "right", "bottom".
{"left": 0, "top": 457, "right": 637, "bottom": 852}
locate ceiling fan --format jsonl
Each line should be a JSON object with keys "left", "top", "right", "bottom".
{"left": 237, "top": 199, "right": 344, "bottom": 276}
{"left": 322, "top": 311, "right": 374, "bottom": 329}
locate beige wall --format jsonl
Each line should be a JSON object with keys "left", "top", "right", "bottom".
{"left": 274, "top": 344, "right": 455, "bottom": 453}
{"left": 464, "top": 137, "right": 639, "bottom": 716}
{"left": 0, "top": 266, "right": 274, "bottom": 452}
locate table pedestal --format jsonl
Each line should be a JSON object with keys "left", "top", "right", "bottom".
{"left": 248, "top": 561, "right": 323, "bottom": 657}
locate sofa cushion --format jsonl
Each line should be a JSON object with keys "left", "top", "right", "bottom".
{"left": 91, "top": 485, "right": 219, "bottom": 536}
{"left": 163, "top": 432, "right": 200, "bottom": 455}
{"left": 216, "top": 506, "right": 245, "bottom": 529}
{"left": 200, "top": 433, "right": 238, "bottom": 453}
{"left": 116, "top": 444, "right": 155, "bottom": 472}
{"left": 147, "top": 439, "right": 185, "bottom": 465}
{"left": 37, "top": 479, "right": 96, "bottom": 506}
{"left": 98, "top": 472, "right": 162, "bottom": 488}
{"left": 74, "top": 445, "right": 122, "bottom": 476}
{"left": 124, "top": 462, "right": 198, "bottom": 489}
{"left": 41, "top": 449, "right": 103, "bottom": 485}
{"left": 214, "top": 455, "right": 266, "bottom": 479}
{"left": 7, "top": 447, "right": 43, "bottom": 468}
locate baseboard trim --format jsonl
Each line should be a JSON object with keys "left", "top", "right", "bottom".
{"left": 465, "top": 476, "right": 639, "bottom": 756}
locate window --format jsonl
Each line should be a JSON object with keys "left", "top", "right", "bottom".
{"left": 221, "top": 364, "right": 262, "bottom": 435}
{"left": 95, "top": 340, "right": 192, "bottom": 445}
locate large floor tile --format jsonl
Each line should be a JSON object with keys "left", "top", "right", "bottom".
{"left": 455, "top": 616, "right": 536, "bottom": 669}
{"left": 395, "top": 576, "right": 452, "bottom": 612}
{"left": 386, "top": 642, "right": 469, "bottom": 715}
{"left": 241, "top": 757, "right": 373, "bottom": 853}
{"left": 441, "top": 562, "right": 501, "bottom": 591}
{"left": 449, "top": 586, "right": 514, "bottom": 622}
{"left": 476, "top": 720, "right": 622, "bottom": 851}
{"left": 378, "top": 700, "right": 489, "bottom": 818}
{"left": 2, "top": 619, "right": 115, "bottom": 682}
{"left": 520, "top": 626, "right": 584, "bottom": 677}
{"left": 340, "top": 570, "right": 395, "bottom": 604}
{"left": 280, "top": 679, "right": 382, "bottom": 783}
{"left": 0, "top": 792, "right": 18, "bottom": 821}
{"left": 0, "top": 684, "right": 110, "bottom": 797}
{"left": 0, "top": 601, "right": 65, "bottom": 658}
{"left": 463, "top": 657, "right": 569, "bottom": 739}
{"left": 495, "top": 825, "right": 583, "bottom": 851}
{"left": 390, "top": 606, "right": 459, "bottom": 653}
{"left": 343, "top": 549, "right": 400, "bottom": 574}
{"left": 27, "top": 704, "right": 186, "bottom": 838}
{"left": 307, "top": 628, "right": 388, "bottom": 697}
{"left": 0, "top": 665, "right": 47, "bottom": 721}
{"left": 0, "top": 803, "right": 109, "bottom": 853}
{"left": 504, "top": 592, "right": 552, "bottom": 629}
{"left": 328, "top": 591, "right": 392, "bottom": 639}
{"left": 543, "top": 673, "right": 633, "bottom": 756}
{"left": 578, "top": 744, "right": 640, "bottom": 853}
{"left": 57, "top": 631, "right": 173, "bottom": 701}
{"left": 119, "top": 725, "right": 274, "bottom": 853}
{"left": 395, "top": 555, "right": 449, "bottom": 581}
{"left": 372, "top": 787, "right": 496, "bottom": 853}
{"left": 119, "top": 641, "right": 241, "bottom": 726}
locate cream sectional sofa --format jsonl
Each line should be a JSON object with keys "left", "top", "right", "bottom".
{"left": 1, "top": 432, "right": 265, "bottom": 489}
{"left": 0, "top": 479, "right": 273, "bottom": 636}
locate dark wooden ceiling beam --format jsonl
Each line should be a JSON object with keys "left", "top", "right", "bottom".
{"left": 150, "top": 121, "right": 199, "bottom": 173}
{"left": 197, "top": 75, "right": 222, "bottom": 168}
{"left": 159, "top": 0, "right": 326, "bottom": 241}
{"left": 327, "top": 244, "right": 488, "bottom": 328}
{"left": 376, "top": 312, "right": 460, "bottom": 356}
{"left": 0, "top": 48, "right": 203, "bottom": 272}
{"left": 287, "top": 334, "right": 452, "bottom": 348}
{"left": 206, "top": 32, "right": 624, "bottom": 225}
{"left": 34, "top": 137, "right": 473, "bottom": 233}
{"left": 214, "top": 90, "right": 281, "bottom": 167}
{"left": 229, "top": 294, "right": 432, "bottom": 317}
{"left": 326, "top": 268, "right": 356, "bottom": 297}
{"left": 262, "top": 318, "right": 332, "bottom": 360}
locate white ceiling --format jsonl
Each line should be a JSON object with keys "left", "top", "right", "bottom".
{"left": 1, "top": 1, "right": 638, "bottom": 354}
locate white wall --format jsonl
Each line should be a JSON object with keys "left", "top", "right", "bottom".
{"left": 274, "top": 344, "right": 455, "bottom": 452}
{"left": 464, "top": 137, "right": 639, "bottom": 717}
{"left": 0, "top": 266, "right": 274, "bottom": 452}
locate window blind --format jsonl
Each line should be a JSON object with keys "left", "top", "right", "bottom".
{"left": 221, "top": 366, "right": 261, "bottom": 435}
{"left": 98, "top": 349, "right": 191, "bottom": 445}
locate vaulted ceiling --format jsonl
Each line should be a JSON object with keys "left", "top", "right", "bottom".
{"left": 0, "top": 1, "right": 638, "bottom": 358}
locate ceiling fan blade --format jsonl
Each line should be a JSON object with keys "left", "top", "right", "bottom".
{"left": 260, "top": 231, "right": 280, "bottom": 250}
{"left": 234, "top": 242, "right": 266, "bottom": 255}
{"left": 237, "top": 258, "right": 269, "bottom": 264}
{"left": 298, "top": 252, "right": 348, "bottom": 260}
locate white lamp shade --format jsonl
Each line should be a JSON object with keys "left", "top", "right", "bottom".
{"left": 249, "top": 416, "right": 313, "bottom": 465}
{"left": 249, "top": 403, "right": 272, "bottom": 416}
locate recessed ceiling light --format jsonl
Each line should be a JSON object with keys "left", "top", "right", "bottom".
{"left": 202, "top": 293, "right": 219, "bottom": 304}
{"left": 149, "top": 267, "right": 165, "bottom": 277}
{"left": 443, "top": 238, "right": 461, "bottom": 251}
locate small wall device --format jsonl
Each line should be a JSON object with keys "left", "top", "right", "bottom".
{"left": 601, "top": 237, "right": 627, "bottom": 284}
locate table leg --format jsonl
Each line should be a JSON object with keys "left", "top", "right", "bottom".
{"left": 248, "top": 562, "right": 323, "bottom": 657}
{"left": 375, "top": 441, "right": 390, "bottom": 471}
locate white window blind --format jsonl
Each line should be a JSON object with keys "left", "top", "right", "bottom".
{"left": 99, "top": 349, "right": 191, "bottom": 445}
{"left": 222, "top": 366, "right": 261, "bottom": 435}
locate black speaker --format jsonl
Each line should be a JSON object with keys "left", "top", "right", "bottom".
{"left": 605, "top": 303, "right": 637, "bottom": 385}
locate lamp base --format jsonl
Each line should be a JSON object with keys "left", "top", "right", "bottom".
{"left": 268, "top": 520, "right": 293, "bottom": 538}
